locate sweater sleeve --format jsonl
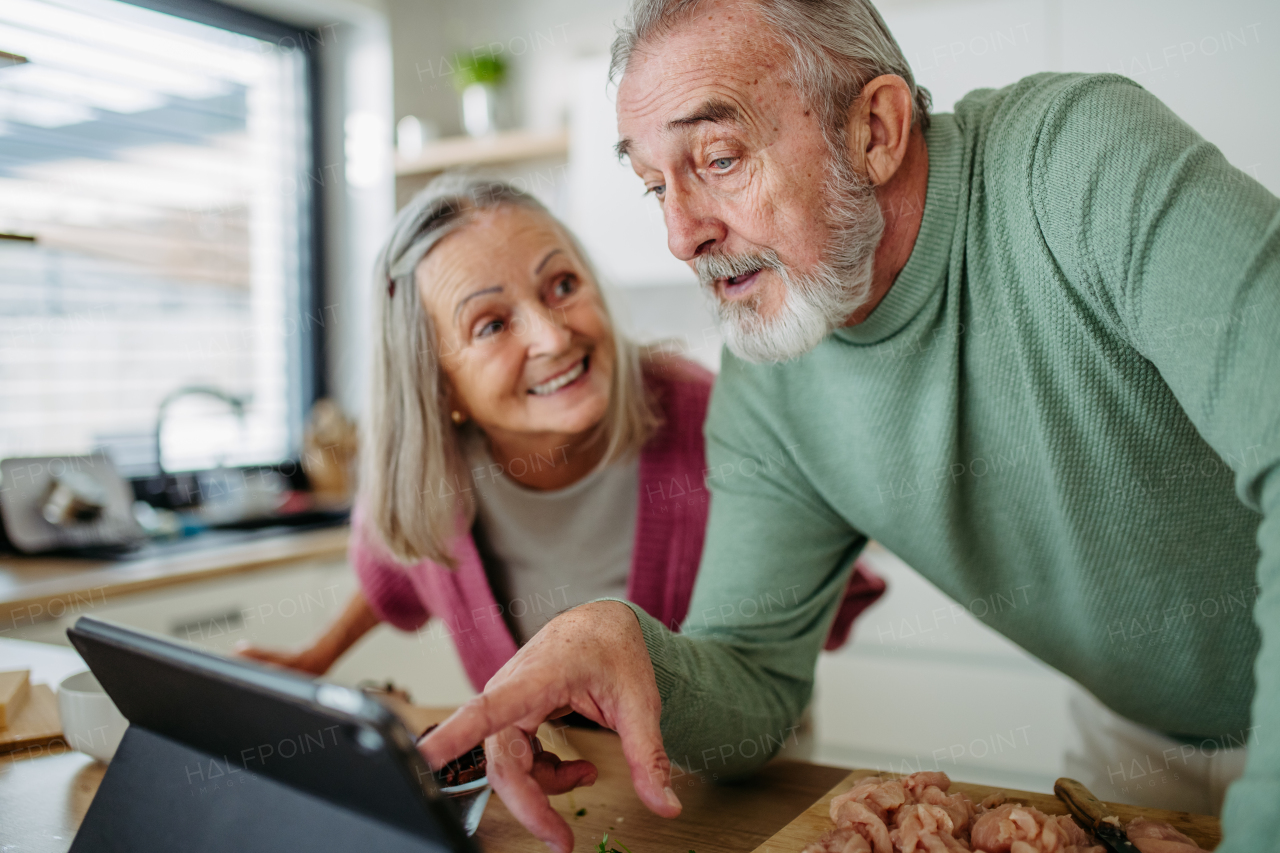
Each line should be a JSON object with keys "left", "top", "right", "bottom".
{"left": 349, "top": 513, "right": 431, "bottom": 632}
{"left": 625, "top": 360, "right": 864, "bottom": 779}
{"left": 1031, "top": 75, "right": 1280, "bottom": 851}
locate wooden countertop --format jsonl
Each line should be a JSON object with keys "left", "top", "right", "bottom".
{"left": 0, "top": 526, "right": 349, "bottom": 623}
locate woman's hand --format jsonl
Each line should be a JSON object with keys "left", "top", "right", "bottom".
{"left": 234, "top": 590, "right": 382, "bottom": 676}
{"left": 234, "top": 641, "right": 336, "bottom": 675}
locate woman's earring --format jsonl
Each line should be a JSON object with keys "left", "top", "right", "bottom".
{"left": 450, "top": 410, "right": 465, "bottom": 425}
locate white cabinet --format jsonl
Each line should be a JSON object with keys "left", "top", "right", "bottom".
{"left": 9, "top": 559, "right": 477, "bottom": 707}
{"left": 9, "top": 560, "right": 348, "bottom": 652}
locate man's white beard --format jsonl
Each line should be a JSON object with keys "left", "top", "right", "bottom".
{"left": 696, "top": 154, "right": 885, "bottom": 364}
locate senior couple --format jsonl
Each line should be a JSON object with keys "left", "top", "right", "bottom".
{"left": 254, "top": 0, "right": 1279, "bottom": 850}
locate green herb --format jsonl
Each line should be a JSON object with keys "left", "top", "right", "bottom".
{"left": 596, "top": 833, "right": 635, "bottom": 853}
{"left": 576, "top": 808, "right": 587, "bottom": 817}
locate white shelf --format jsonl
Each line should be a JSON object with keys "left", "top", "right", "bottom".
{"left": 395, "top": 128, "right": 569, "bottom": 176}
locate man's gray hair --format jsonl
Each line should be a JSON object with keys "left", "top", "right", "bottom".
{"left": 610, "top": 0, "right": 930, "bottom": 139}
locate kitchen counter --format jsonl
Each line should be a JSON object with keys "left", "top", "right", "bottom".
{"left": 0, "top": 526, "right": 349, "bottom": 631}
{"left": 0, "top": 640, "right": 1221, "bottom": 852}
{"left": 0, "top": 734, "right": 848, "bottom": 853}
{"left": 0, "top": 634, "right": 850, "bottom": 853}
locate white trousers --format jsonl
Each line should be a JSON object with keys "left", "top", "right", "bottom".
{"left": 1064, "top": 688, "right": 1250, "bottom": 816}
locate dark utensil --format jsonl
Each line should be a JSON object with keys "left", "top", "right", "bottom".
{"left": 1054, "top": 777, "right": 1141, "bottom": 852}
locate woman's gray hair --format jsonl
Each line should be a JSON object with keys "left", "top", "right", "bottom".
{"left": 610, "top": 0, "right": 931, "bottom": 140}
{"left": 362, "top": 173, "right": 658, "bottom": 566}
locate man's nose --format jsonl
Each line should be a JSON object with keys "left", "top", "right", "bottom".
{"left": 664, "top": 186, "right": 725, "bottom": 261}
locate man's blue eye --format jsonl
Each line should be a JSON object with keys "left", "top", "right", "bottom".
{"left": 711, "top": 157, "right": 734, "bottom": 170}
{"left": 646, "top": 184, "right": 665, "bottom": 198}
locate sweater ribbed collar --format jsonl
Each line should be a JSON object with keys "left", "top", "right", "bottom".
{"left": 835, "top": 113, "right": 963, "bottom": 345}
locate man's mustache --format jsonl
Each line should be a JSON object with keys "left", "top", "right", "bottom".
{"left": 694, "top": 250, "right": 784, "bottom": 290}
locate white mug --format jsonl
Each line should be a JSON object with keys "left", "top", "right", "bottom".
{"left": 58, "top": 670, "right": 128, "bottom": 762}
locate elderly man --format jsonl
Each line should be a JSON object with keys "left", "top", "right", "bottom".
{"left": 422, "top": 1, "right": 1279, "bottom": 850}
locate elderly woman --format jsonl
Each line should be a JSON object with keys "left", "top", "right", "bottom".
{"left": 241, "top": 175, "right": 884, "bottom": 690}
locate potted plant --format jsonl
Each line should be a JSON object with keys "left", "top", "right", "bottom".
{"left": 453, "top": 51, "right": 506, "bottom": 137}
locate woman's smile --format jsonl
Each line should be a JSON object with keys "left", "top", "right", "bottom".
{"left": 528, "top": 356, "right": 589, "bottom": 396}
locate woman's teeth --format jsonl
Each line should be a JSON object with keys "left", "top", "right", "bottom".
{"left": 529, "top": 359, "right": 585, "bottom": 395}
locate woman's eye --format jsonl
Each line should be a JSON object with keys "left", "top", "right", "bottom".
{"left": 710, "top": 157, "right": 735, "bottom": 170}
{"left": 474, "top": 319, "right": 503, "bottom": 339}
{"left": 644, "top": 184, "right": 665, "bottom": 199}
{"left": 552, "top": 275, "right": 577, "bottom": 299}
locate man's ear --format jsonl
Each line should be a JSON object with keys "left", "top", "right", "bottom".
{"left": 845, "top": 74, "right": 915, "bottom": 186}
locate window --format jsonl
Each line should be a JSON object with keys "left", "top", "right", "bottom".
{"left": 0, "top": 0, "right": 321, "bottom": 476}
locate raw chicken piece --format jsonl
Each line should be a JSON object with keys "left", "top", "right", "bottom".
{"left": 802, "top": 826, "right": 874, "bottom": 853}
{"left": 831, "top": 799, "right": 894, "bottom": 853}
{"left": 970, "top": 804, "right": 1101, "bottom": 853}
{"left": 892, "top": 803, "right": 970, "bottom": 852}
{"left": 831, "top": 772, "right": 978, "bottom": 852}
{"left": 903, "top": 772, "right": 954, "bottom": 799}
{"left": 910, "top": 776, "right": 977, "bottom": 835}
{"left": 979, "top": 793, "right": 1007, "bottom": 811}
{"left": 832, "top": 776, "right": 909, "bottom": 823}
{"left": 822, "top": 772, "right": 1110, "bottom": 853}
{"left": 1124, "top": 818, "right": 1202, "bottom": 852}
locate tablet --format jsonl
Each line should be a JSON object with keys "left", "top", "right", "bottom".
{"left": 66, "top": 615, "right": 478, "bottom": 853}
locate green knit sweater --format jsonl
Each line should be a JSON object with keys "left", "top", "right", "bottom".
{"left": 621, "top": 73, "right": 1280, "bottom": 851}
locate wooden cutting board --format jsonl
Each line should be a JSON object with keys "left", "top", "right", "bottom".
{"left": 750, "top": 768, "right": 1222, "bottom": 852}
{"left": 0, "top": 684, "right": 64, "bottom": 755}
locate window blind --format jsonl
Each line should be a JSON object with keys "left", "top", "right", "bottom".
{"left": 0, "top": 0, "right": 314, "bottom": 476}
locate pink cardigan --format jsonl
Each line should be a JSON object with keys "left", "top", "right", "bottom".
{"left": 352, "top": 358, "right": 885, "bottom": 692}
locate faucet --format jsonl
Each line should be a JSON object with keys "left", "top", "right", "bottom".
{"left": 153, "top": 385, "right": 247, "bottom": 476}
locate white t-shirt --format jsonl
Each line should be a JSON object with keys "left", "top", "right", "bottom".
{"left": 464, "top": 432, "right": 637, "bottom": 644}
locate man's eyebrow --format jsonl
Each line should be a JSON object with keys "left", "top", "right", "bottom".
{"left": 667, "top": 98, "right": 741, "bottom": 130}
{"left": 534, "top": 248, "right": 563, "bottom": 274}
{"left": 454, "top": 285, "right": 503, "bottom": 319}
{"left": 615, "top": 99, "right": 742, "bottom": 162}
